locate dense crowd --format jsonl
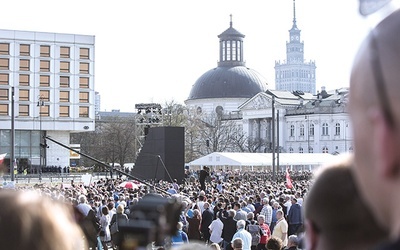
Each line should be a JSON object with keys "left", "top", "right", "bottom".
{"left": 0, "top": 168, "right": 311, "bottom": 250}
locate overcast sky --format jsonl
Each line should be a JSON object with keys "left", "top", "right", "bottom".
{"left": 1, "top": 0, "right": 371, "bottom": 111}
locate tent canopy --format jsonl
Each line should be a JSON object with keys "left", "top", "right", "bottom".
{"left": 188, "top": 152, "right": 339, "bottom": 167}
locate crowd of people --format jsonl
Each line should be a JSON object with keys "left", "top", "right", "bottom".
{"left": 2, "top": 2, "right": 400, "bottom": 249}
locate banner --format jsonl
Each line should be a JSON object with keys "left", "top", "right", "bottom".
{"left": 286, "top": 167, "right": 293, "bottom": 189}
{"left": 0, "top": 153, "right": 6, "bottom": 165}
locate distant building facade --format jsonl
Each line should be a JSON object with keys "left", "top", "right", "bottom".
{"left": 0, "top": 29, "right": 95, "bottom": 171}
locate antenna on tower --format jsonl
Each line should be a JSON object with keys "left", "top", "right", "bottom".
{"left": 293, "top": 0, "right": 297, "bottom": 28}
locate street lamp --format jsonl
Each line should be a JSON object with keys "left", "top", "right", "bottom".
{"left": 37, "top": 96, "right": 45, "bottom": 180}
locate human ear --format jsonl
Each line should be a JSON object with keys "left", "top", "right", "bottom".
{"left": 370, "top": 108, "right": 400, "bottom": 179}
{"left": 304, "top": 219, "right": 318, "bottom": 250}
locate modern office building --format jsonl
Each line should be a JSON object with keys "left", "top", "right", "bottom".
{"left": 0, "top": 29, "right": 95, "bottom": 171}
{"left": 274, "top": 0, "right": 316, "bottom": 94}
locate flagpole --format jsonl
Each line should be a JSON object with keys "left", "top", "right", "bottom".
{"left": 10, "top": 86, "right": 15, "bottom": 181}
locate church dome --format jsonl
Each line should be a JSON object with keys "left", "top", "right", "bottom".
{"left": 187, "top": 17, "right": 268, "bottom": 101}
{"left": 188, "top": 66, "right": 268, "bottom": 100}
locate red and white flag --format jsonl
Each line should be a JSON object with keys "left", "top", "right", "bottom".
{"left": 286, "top": 167, "right": 293, "bottom": 189}
{"left": 0, "top": 153, "right": 6, "bottom": 165}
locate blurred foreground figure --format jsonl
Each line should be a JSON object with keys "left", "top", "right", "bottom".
{"left": 304, "top": 156, "right": 387, "bottom": 249}
{"left": 350, "top": 1, "right": 400, "bottom": 249}
{"left": 0, "top": 189, "right": 86, "bottom": 250}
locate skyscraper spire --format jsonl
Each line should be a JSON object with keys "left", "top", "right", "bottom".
{"left": 230, "top": 14, "right": 233, "bottom": 28}
{"left": 293, "top": 0, "right": 297, "bottom": 28}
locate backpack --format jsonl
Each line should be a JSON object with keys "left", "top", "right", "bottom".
{"left": 247, "top": 223, "right": 261, "bottom": 246}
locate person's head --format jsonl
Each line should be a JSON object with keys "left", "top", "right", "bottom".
{"left": 236, "top": 219, "right": 245, "bottom": 230}
{"left": 304, "top": 157, "right": 387, "bottom": 250}
{"left": 231, "top": 237, "right": 243, "bottom": 250}
{"left": 0, "top": 190, "right": 86, "bottom": 250}
{"left": 266, "top": 236, "right": 283, "bottom": 250}
{"left": 209, "top": 242, "right": 221, "bottom": 250}
{"left": 116, "top": 204, "right": 125, "bottom": 214}
{"left": 228, "top": 209, "right": 236, "bottom": 218}
{"left": 247, "top": 211, "right": 254, "bottom": 221}
{"left": 276, "top": 210, "right": 284, "bottom": 220}
{"left": 101, "top": 205, "right": 109, "bottom": 215}
{"left": 287, "top": 234, "right": 299, "bottom": 248}
{"left": 78, "top": 194, "right": 87, "bottom": 204}
{"left": 177, "top": 221, "right": 183, "bottom": 231}
{"left": 349, "top": 7, "right": 400, "bottom": 238}
{"left": 257, "top": 214, "right": 265, "bottom": 224}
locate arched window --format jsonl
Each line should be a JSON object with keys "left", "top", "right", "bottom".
{"left": 299, "top": 124, "right": 305, "bottom": 136}
{"left": 308, "top": 147, "right": 313, "bottom": 153}
{"left": 299, "top": 147, "right": 304, "bottom": 153}
{"left": 309, "top": 123, "right": 314, "bottom": 136}
{"left": 289, "top": 147, "right": 294, "bottom": 153}
{"left": 322, "top": 146, "right": 329, "bottom": 153}
{"left": 322, "top": 123, "right": 329, "bottom": 136}
{"left": 290, "top": 125, "right": 295, "bottom": 137}
{"left": 335, "top": 123, "right": 341, "bottom": 135}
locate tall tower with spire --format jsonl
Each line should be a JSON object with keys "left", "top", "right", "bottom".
{"left": 274, "top": 0, "right": 316, "bottom": 94}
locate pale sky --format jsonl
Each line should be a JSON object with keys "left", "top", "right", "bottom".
{"left": 1, "top": 0, "right": 371, "bottom": 112}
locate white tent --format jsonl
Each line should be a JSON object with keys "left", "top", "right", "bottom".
{"left": 188, "top": 152, "right": 340, "bottom": 171}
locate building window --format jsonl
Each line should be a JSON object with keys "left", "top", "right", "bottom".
{"left": 40, "top": 45, "right": 50, "bottom": 57}
{"left": 40, "top": 75, "right": 50, "bottom": 87}
{"left": 0, "top": 104, "right": 8, "bottom": 115}
{"left": 59, "top": 91, "right": 69, "bottom": 102}
{"left": 79, "top": 62, "right": 89, "bottom": 74}
{"left": 299, "top": 124, "right": 304, "bottom": 136}
{"left": 0, "top": 73, "right": 8, "bottom": 85}
{"left": 0, "top": 89, "right": 8, "bottom": 100}
{"left": 19, "top": 89, "right": 29, "bottom": 101}
{"left": 19, "top": 74, "right": 29, "bottom": 86}
{"left": 40, "top": 60, "right": 50, "bottom": 72}
{"left": 60, "top": 76, "right": 69, "bottom": 88}
{"left": 79, "top": 92, "right": 89, "bottom": 103}
{"left": 80, "top": 48, "right": 89, "bottom": 59}
{"left": 20, "top": 59, "right": 30, "bottom": 71}
{"left": 290, "top": 125, "right": 295, "bottom": 137}
{"left": 39, "top": 90, "right": 50, "bottom": 101}
{"left": 79, "top": 106, "right": 89, "bottom": 117}
{"left": 299, "top": 147, "right": 304, "bottom": 153}
{"left": 60, "top": 47, "right": 70, "bottom": 58}
{"left": 289, "top": 147, "right": 293, "bottom": 153}
{"left": 79, "top": 77, "right": 89, "bottom": 88}
{"left": 60, "top": 61, "right": 70, "bottom": 73}
{"left": 0, "top": 43, "right": 9, "bottom": 55}
{"left": 309, "top": 147, "right": 313, "bottom": 153}
{"left": 59, "top": 106, "right": 69, "bottom": 117}
{"left": 335, "top": 123, "right": 341, "bottom": 135}
{"left": 322, "top": 146, "right": 329, "bottom": 153}
{"left": 0, "top": 58, "right": 9, "bottom": 70}
{"left": 39, "top": 105, "right": 50, "bottom": 117}
{"left": 309, "top": 123, "right": 315, "bottom": 136}
{"left": 19, "top": 104, "right": 29, "bottom": 116}
{"left": 20, "top": 44, "right": 30, "bottom": 56}
{"left": 322, "top": 123, "right": 329, "bottom": 136}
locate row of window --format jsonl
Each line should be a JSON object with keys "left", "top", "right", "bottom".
{"left": 0, "top": 58, "right": 90, "bottom": 74}
{"left": 289, "top": 123, "right": 343, "bottom": 137}
{"left": 288, "top": 146, "right": 353, "bottom": 154}
{"left": 0, "top": 103, "right": 89, "bottom": 117}
{"left": 0, "top": 73, "right": 89, "bottom": 88}
{"left": 0, "top": 89, "right": 89, "bottom": 103}
{"left": 0, "top": 43, "right": 90, "bottom": 59}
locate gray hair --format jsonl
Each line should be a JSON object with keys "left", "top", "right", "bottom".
{"left": 236, "top": 219, "right": 246, "bottom": 229}
{"left": 288, "top": 235, "right": 299, "bottom": 246}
